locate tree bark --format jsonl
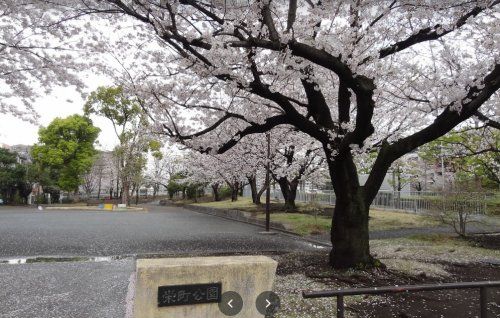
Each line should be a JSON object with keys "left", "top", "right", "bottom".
{"left": 327, "top": 150, "right": 373, "bottom": 268}
{"left": 228, "top": 180, "right": 239, "bottom": 202}
{"left": 330, "top": 188, "right": 371, "bottom": 268}
{"left": 121, "top": 181, "right": 130, "bottom": 205}
{"left": 256, "top": 184, "right": 267, "bottom": 205}
{"left": 248, "top": 176, "right": 258, "bottom": 204}
{"left": 277, "top": 177, "right": 298, "bottom": 210}
{"left": 97, "top": 176, "right": 102, "bottom": 199}
{"left": 211, "top": 183, "right": 221, "bottom": 201}
{"left": 248, "top": 175, "right": 268, "bottom": 205}
{"left": 116, "top": 177, "right": 120, "bottom": 199}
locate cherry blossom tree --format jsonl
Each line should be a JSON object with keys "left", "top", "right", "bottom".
{"left": 23, "top": 0, "right": 500, "bottom": 268}
{"left": 183, "top": 129, "right": 326, "bottom": 207}
{"left": 145, "top": 154, "right": 173, "bottom": 198}
{"left": 0, "top": 1, "right": 94, "bottom": 121}
{"left": 184, "top": 146, "right": 252, "bottom": 202}
{"left": 270, "top": 129, "right": 326, "bottom": 210}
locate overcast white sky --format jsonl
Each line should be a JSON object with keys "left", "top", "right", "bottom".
{"left": 0, "top": 81, "right": 120, "bottom": 151}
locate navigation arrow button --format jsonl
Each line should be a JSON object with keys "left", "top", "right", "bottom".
{"left": 218, "top": 291, "right": 243, "bottom": 316}
{"left": 256, "top": 291, "right": 280, "bottom": 315}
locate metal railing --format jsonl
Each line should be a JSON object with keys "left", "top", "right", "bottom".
{"left": 303, "top": 280, "right": 500, "bottom": 318}
{"left": 243, "top": 187, "right": 489, "bottom": 214}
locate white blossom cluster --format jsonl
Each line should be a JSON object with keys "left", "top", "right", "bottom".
{"left": 1, "top": 1, "right": 498, "bottom": 183}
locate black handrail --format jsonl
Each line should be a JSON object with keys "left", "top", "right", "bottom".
{"left": 303, "top": 280, "right": 500, "bottom": 318}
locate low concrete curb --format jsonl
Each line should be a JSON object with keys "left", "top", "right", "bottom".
{"left": 184, "top": 204, "right": 287, "bottom": 230}
{"left": 178, "top": 203, "right": 332, "bottom": 247}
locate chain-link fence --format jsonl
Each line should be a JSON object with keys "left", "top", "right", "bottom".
{"left": 243, "top": 187, "right": 489, "bottom": 214}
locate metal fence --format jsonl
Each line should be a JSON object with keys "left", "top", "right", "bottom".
{"left": 243, "top": 187, "right": 489, "bottom": 214}
{"left": 303, "top": 280, "right": 500, "bottom": 318}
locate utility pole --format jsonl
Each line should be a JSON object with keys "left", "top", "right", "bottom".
{"left": 265, "top": 132, "right": 271, "bottom": 232}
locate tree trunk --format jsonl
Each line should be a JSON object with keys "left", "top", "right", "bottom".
{"left": 116, "top": 178, "right": 120, "bottom": 199}
{"left": 229, "top": 181, "right": 239, "bottom": 202}
{"left": 288, "top": 179, "right": 299, "bottom": 209}
{"left": 256, "top": 184, "right": 267, "bottom": 205}
{"left": 327, "top": 151, "right": 373, "bottom": 269}
{"left": 97, "top": 175, "right": 102, "bottom": 199}
{"left": 277, "top": 177, "right": 297, "bottom": 210}
{"left": 122, "top": 181, "right": 130, "bottom": 205}
{"left": 212, "top": 183, "right": 221, "bottom": 202}
{"left": 248, "top": 176, "right": 258, "bottom": 204}
{"left": 330, "top": 189, "right": 371, "bottom": 268}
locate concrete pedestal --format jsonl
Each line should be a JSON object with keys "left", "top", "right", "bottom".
{"left": 133, "top": 255, "right": 277, "bottom": 318}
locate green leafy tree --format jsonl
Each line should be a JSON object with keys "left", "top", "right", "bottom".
{"left": 0, "top": 148, "right": 28, "bottom": 204}
{"left": 31, "top": 115, "right": 100, "bottom": 193}
{"left": 85, "top": 86, "right": 161, "bottom": 205}
{"left": 420, "top": 127, "right": 499, "bottom": 189}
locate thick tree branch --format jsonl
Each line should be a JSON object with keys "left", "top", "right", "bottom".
{"left": 338, "top": 79, "right": 351, "bottom": 133}
{"left": 179, "top": 0, "right": 225, "bottom": 24}
{"left": 364, "top": 63, "right": 500, "bottom": 204}
{"left": 286, "top": 0, "right": 298, "bottom": 32}
{"left": 300, "top": 72, "right": 336, "bottom": 130}
{"left": 379, "top": 1, "right": 500, "bottom": 59}
{"left": 337, "top": 76, "right": 376, "bottom": 154}
{"left": 163, "top": 112, "right": 250, "bottom": 140}
{"left": 261, "top": 1, "right": 280, "bottom": 42}
{"left": 475, "top": 111, "right": 500, "bottom": 130}
{"left": 230, "top": 38, "right": 366, "bottom": 94}
{"left": 247, "top": 80, "right": 330, "bottom": 143}
{"left": 217, "top": 115, "right": 289, "bottom": 154}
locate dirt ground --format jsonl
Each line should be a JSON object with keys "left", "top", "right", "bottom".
{"left": 350, "top": 263, "right": 500, "bottom": 318}
{"left": 273, "top": 234, "right": 500, "bottom": 318}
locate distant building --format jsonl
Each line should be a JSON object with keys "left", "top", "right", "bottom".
{"left": 0, "top": 144, "right": 32, "bottom": 164}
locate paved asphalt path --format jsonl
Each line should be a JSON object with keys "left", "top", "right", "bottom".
{"left": 0, "top": 205, "right": 316, "bottom": 258}
{"left": 0, "top": 205, "right": 318, "bottom": 318}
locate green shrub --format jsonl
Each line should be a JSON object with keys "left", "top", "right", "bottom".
{"left": 61, "top": 197, "right": 74, "bottom": 204}
{"left": 219, "top": 186, "right": 233, "bottom": 200}
{"left": 186, "top": 184, "right": 204, "bottom": 200}
{"left": 34, "top": 195, "right": 48, "bottom": 204}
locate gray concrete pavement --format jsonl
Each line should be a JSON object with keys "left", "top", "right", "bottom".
{"left": 0, "top": 204, "right": 317, "bottom": 318}
{"left": 0, "top": 205, "right": 315, "bottom": 259}
{"left": 0, "top": 259, "right": 133, "bottom": 318}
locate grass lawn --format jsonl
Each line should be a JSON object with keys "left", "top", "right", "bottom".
{"left": 193, "top": 197, "right": 440, "bottom": 235}
{"left": 372, "top": 233, "right": 500, "bottom": 265}
{"left": 487, "top": 192, "right": 500, "bottom": 215}
{"left": 260, "top": 213, "right": 330, "bottom": 236}
{"left": 192, "top": 197, "right": 265, "bottom": 211}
